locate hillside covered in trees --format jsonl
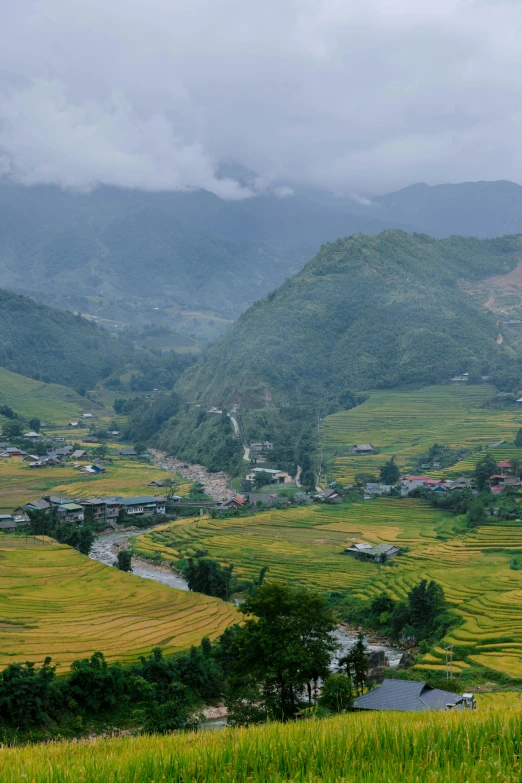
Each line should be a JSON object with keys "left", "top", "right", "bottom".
{"left": 174, "top": 231, "right": 522, "bottom": 408}
{"left": 0, "top": 289, "right": 191, "bottom": 391}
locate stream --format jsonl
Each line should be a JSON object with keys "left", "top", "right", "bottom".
{"left": 89, "top": 528, "right": 189, "bottom": 591}
{"left": 90, "top": 529, "right": 402, "bottom": 729}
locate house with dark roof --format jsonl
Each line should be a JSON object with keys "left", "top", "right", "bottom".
{"left": 0, "top": 515, "right": 16, "bottom": 532}
{"left": 118, "top": 496, "right": 166, "bottom": 515}
{"left": 354, "top": 679, "right": 475, "bottom": 712}
{"left": 117, "top": 447, "right": 137, "bottom": 457}
{"left": 345, "top": 543, "right": 400, "bottom": 562}
{"left": 217, "top": 496, "right": 247, "bottom": 510}
{"left": 56, "top": 503, "right": 84, "bottom": 523}
{"left": 352, "top": 444, "right": 375, "bottom": 454}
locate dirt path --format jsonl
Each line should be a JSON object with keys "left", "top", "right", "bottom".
{"left": 148, "top": 448, "right": 232, "bottom": 501}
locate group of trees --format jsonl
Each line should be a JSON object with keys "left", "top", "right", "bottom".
{"left": 340, "top": 579, "right": 453, "bottom": 647}
{"left": 27, "top": 510, "right": 96, "bottom": 556}
{"left": 185, "top": 558, "right": 234, "bottom": 600}
{"left": 0, "top": 582, "right": 367, "bottom": 736}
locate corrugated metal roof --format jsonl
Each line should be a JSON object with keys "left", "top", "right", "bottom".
{"left": 354, "top": 679, "right": 462, "bottom": 712}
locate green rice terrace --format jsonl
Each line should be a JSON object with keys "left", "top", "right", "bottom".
{"left": 321, "top": 384, "right": 522, "bottom": 483}
{"left": 133, "top": 498, "right": 522, "bottom": 680}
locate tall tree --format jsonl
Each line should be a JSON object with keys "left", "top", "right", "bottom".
{"left": 474, "top": 453, "right": 498, "bottom": 491}
{"left": 408, "top": 579, "right": 446, "bottom": 638}
{"left": 227, "top": 582, "right": 337, "bottom": 723}
{"left": 379, "top": 456, "right": 400, "bottom": 485}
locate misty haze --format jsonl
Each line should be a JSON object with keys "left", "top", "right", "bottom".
{"left": 1, "top": 1, "right": 522, "bottom": 779}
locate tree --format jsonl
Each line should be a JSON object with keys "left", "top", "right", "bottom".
{"left": 76, "top": 527, "right": 96, "bottom": 556}
{"left": 67, "top": 652, "right": 125, "bottom": 713}
{"left": 186, "top": 558, "right": 234, "bottom": 600}
{"left": 2, "top": 420, "right": 23, "bottom": 439}
{"left": 0, "top": 405, "right": 17, "bottom": 420}
{"left": 408, "top": 579, "right": 446, "bottom": 639}
{"left": 345, "top": 632, "right": 368, "bottom": 696}
{"left": 466, "top": 499, "right": 488, "bottom": 528}
{"left": 474, "top": 453, "right": 497, "bottom": 491}
{"left": 92, "top": 444, "right": 108, "bottom": 461}
{"left": 115, "top": 550, "right": 133, "bottom": 572}
{"left": 253, "top": 471, "right": 274, "bottom": 489}
{"left": 319, "top": 674, "right": 353, "bottom": 712}
{"left": 28, "top": 417, "right": 40, "bottom": 433}
{"left": 379, "top": 456, "right": 400, "bottom": 485}
{"left": 516, "top": 428, "right": 522, "bottom": 448}
{"left": 227, "top": 582, "right": 337, "bottom": 722}
{"left": 0, "top": 657, "right": 56, "bottom": 729}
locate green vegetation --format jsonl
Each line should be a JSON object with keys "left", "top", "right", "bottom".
{"left": 155, "top": 406, "right": 243, "bottom": 474}
{"left": 0, "top": 367, "right": 98, "bottom": 425}
{"left": 0, "top": 289, "right": 192, "bottom": 391}
{"left": 227, "top": 582, "right": 337, "bottom": 723}
{"left": 322, "top": 384, "right": 522, "bottom": 482}
{"left": 175, "top": 232, "right": 521, "bottom": 408}
{"left": 133, "top": 498, "right": 522, "bottom": 680}
{"left": 2, "top": 709, "right": 522, "bottom": 781}
{"left": 0, "top": 638, "right": 228, "bottom": 739}
{"left": 115, "top": 550, "right": 133, "bottom": 572}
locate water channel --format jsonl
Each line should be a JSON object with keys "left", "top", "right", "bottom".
{"left": 90, "top": 529, "right": 402, "bottom": 668}
{"left": 89, "top": 527, "right": 189, "bottom": 591}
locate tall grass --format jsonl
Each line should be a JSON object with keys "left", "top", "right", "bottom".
{"left": 3, "top": 711, "right": 521, "bottom": 782}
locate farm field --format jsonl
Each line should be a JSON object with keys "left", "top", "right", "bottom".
{"left": 133, "top": 499, "right": 522, "bottom": 679}
{"left": 321, "top": 384, "right": 522, "bottom": 483}
{"left": 3, "top": 709, "right": 522, "bottom": 783}
{"left": 0, "top": 456, "right": 190, "bottom": 512}
{"left": 0, "top": 536, "right": 238, "bottom": 670}
{"left": 0, "top": 367, "right": 99, "bottom": 426}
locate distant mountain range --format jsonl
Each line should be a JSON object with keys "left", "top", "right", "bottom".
{"left": 3, "top": 179, "right": 522, "bottom": 342}
{"left": 174, "top": 231, "right": 522, "bottom": 409}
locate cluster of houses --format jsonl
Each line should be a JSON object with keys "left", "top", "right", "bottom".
{"left": 215, "top": 486, "right": 343, "bottom": 511}
{"left": 0, "top": 442, "right": 108, "bottom": 473}
{"left": 0, "top": 494, "right": 169, "bottom": 532}
{"left": 399, "top": 460, "right": 520, "bottom": 496}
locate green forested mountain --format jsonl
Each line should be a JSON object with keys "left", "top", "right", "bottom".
{"left": 0, "top": 289, "right": 190, "bottom": 391}
{"left": 174, "top": 231, "right": 522, "bottom": 409}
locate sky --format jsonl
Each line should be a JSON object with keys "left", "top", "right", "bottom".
{"left": 1, "top": 0, "right": 521, "bottom": 198}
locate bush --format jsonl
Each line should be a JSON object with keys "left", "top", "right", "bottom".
{"left": 318, "top": 674, "right": 353, "bottom": 712}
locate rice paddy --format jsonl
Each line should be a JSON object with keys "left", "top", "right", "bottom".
{"left": 2, "top": 709, "right": 522, "bottom": 782}
{"left": 133, "top": 499, "right": 522, "bottom": 679}
{"left": 321, "top": 384, "right": 522, "bottom": 483}
{"left": 0, "top": 536, "right": 238, "bottom": 670}
{"left": 0, "top": 455, "right": 190, "bottom": 512}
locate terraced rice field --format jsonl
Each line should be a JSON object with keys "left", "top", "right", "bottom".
{"left": 0, "top": 536, "right": 238, "bottom": 670}
{"left": 0, "top": 456, "right": 189, "bottom": 512}
{"left": 322, "top": 385, "right": 522, "bottom": 483}
{"left": 133, "top": 499, "right": 522, "bottom": 679}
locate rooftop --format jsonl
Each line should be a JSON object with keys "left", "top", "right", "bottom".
{"left": 354, "top": 679, "right": 464, "bottom": 712}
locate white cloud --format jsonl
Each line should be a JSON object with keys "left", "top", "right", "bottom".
{"left": 1, "top": 0, "right": 522, "bottom": 195}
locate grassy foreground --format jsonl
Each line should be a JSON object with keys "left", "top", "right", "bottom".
{"left": 0, "top": 537, "right": 238, "bottom": 669}
{"left": 3, "top": 710, "right": 521, "bottom": 782}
